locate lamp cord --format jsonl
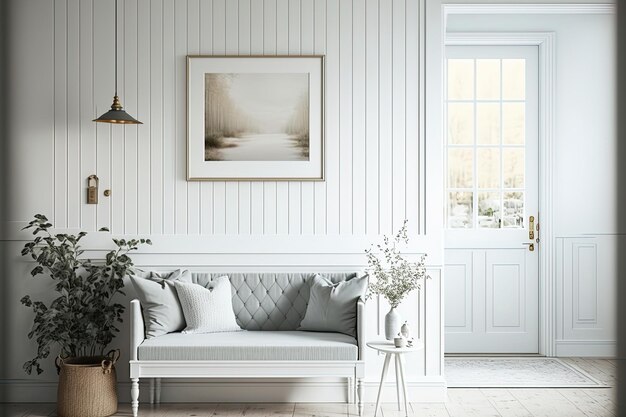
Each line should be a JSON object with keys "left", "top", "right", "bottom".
{"left": 114, "top": 0, "right": 118, "bottom": 96}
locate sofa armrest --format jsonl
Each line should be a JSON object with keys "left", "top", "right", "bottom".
{"left": 130, "top": 299, "right": 145, "bottom": 361}
{"left": 357, "top": 297, "right": 366, "bottom": 360}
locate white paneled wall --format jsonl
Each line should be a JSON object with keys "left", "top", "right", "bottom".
{"left": 3, "top": 0, "right": 445, "bottom": 403}
{"left": 45, "top": 0, "right": 421, "bottom": 238}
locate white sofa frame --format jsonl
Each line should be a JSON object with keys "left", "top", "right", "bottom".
{"left": 129, "top": 298, "right": 366, "bottom": 416}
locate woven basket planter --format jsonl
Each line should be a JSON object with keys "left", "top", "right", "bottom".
{"left": 56, "top": 350, "right": 120, "bottom": 417}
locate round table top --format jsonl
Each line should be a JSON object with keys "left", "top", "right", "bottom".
{"left": 367, "top": 340, "right": 424, "bottom": 354}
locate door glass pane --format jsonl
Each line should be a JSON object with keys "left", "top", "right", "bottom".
{"left": 477, "top": 148, "right": 500, "bottom": 189}
{"left": 449, "top": 192, "right": 473, "bottom": 228}
{"left": 476, "top": 59, "right": 500, "bottom": 100}
{"left": 445, "top": 52, "right": 531, "bottom": 230}
{"left": 503, "top": 103, "right": 525, "bottom": 145}
{"left": 478, "top": 192, "right": 501, "bottom": 228}
{"left": 503, "top": 192, "right": 524, "bottom": 227}
{"left": 502, "top": 59, "right": 525, "bottom": 100}
{"left": 477, "top": 103, "right": 501, "bottom": 145}
{"left": 503, "top": 148, "right": 525, "bottom": 188}
{"left": 448, "top": 103, "right": 474, "bottom": 145}
{"left": 448, "top": 148, "right": 474, "bottom": 188}
{"left": 448, "top": 59, "right": 474, "bottom": 100}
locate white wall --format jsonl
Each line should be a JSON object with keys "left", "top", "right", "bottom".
{"left": 1, "top": 0, "right": 445, "bottom": 403}
{"left": 442, "top": 9, "right": 618, "bottom": 356}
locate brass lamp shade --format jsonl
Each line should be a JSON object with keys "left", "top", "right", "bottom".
{"left": 93, "top": 0, "right": 142, "bottom": 125}
{"left": 93, "top": 95, "right": 142, "bottom": 124}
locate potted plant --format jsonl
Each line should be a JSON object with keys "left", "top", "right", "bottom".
{"left": 20, "top": 214, "right": 150, "bottom": 417}
{"left": 365, "top": 220, "right": 429, "bottom": 340}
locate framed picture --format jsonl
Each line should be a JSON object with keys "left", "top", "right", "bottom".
{"left": 187, "top": 55, "right": 325, "bottom": 181}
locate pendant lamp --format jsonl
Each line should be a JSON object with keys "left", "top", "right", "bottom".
{"left": 93, "top": 0, "right": 142, "bottom": 124}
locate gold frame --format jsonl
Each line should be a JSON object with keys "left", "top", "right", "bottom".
{"left": 186, "top": 55, "right": 326, "bottom": 181}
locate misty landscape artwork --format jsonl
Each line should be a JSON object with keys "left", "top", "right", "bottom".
{"left": 204, "top": 73, "right": 309, "bottom": 162}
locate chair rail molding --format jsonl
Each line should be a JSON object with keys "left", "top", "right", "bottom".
{"left": 442, "top": 3, "right": 615, "bottom": 18}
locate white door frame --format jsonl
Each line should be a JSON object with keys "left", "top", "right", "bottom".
{"left": 443, "top": 31, "right": 556, "bottom": 356}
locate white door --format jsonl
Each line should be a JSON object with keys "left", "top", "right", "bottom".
{"left": 444, "top": 46, "right": 540, "bottom": 354}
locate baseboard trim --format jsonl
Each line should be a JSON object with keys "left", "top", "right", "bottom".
{"left": 0, "top": 377, "right": 447, "bottom": 403}
{"left": 555, "top": 340, "right": 617, "bottom": 357}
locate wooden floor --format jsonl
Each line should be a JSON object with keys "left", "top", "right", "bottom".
{"left": 1, "top": 358, "right": 618, "bottom": 417}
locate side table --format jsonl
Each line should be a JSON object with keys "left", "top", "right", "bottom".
{"left": 366, "top": 341, "right": 423, "bottom": 417}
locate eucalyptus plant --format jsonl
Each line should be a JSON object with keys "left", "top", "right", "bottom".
{"left": 365, "top": 220, "right": 429, "bottom": 308}
{"left": 20, "top": 214, "right": 151, "bottom": 375}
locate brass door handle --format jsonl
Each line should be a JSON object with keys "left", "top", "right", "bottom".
{"left": 522, "top": 242, "right": 535, "bottom": 252}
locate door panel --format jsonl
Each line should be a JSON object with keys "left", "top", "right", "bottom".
{"left": 444, "top": 45, "right": 539, "bottom": 354}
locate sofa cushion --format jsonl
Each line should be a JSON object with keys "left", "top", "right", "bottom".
{"left": 137, "top": 330, "right": 358, "bottom": 361}
{"left": 191, "top": 272, "right": 358, "bottom": 331}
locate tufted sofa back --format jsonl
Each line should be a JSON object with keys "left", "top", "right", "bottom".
{"left": 191, "top": 272, "right": 358, "bottom": 331}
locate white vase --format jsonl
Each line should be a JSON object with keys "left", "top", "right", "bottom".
{"left": 385, "top": 308, "right": 401, "bottom": 341}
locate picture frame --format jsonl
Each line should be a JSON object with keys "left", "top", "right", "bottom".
{"left": 187, "top": 55, "right": 325, "bottom": 181}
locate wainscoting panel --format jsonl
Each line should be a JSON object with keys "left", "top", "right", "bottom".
{"left": 36, "top": 0, "right": 422, "bottom": 239}
{"left": 555, "top": 235, "right": 618, "bottom": 356}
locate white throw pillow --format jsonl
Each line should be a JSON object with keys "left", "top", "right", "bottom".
{"left": 174, "top": 277, "right": 242, "bottom": 334}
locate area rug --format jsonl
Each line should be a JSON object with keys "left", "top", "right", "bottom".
{"left": 445, "top": 357, "right": 605, "bottom": 388}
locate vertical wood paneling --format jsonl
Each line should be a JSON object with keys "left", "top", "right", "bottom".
{"left": 325, "top": 0, "right": 340, "bottom": 234}
{"left": 405, "top": 0, "right": 419, "bottom": 237}
{"left": 54, "top": 0, "right": 68, "bottom": 228}
{"left": 137, "top": 0, "right": 152, "bottom": 234}
{"left": 52, "top": 0, "right": 423, "bottom": 239}
{"left": 378, "top": 0, "right": 393, "bottom": 235}
{"left": 365, "top": 0, "right": 380, "bottom": 235}
{"left": 187, "top": 0, "right": 201, "bottom": 235}
{"left": 352, "top": 0, "right": 366, "bottom": 235}
{"left": 338, "top": 0, "right": 353, "bottom": 235}
{"left": 123, "top": 0, "right": 138, "bottom": 234}
{"left": 174, "top": 0, "right": 188, "bottom": 234}
{"left": 150, "top": 0, "right": 164, "bottom": 234}
{"left": 162, "top": 0, "right": 175, "bottom": 234}
{"left": 79, "top": 0, "right": 96, "bottom": 231}
{"left": 391, "top": 0, "right": 406, "bottom": 231}
{"left": 66, "top": 0, "right": 80, "bottom": 228}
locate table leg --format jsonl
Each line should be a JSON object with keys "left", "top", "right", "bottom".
{"left": 374, "top": 353, "right": 392, "bottom": 417}
{"left": 394, "top": 354, "right": 401, "bottom": 410}
{"left": 397, "top": 354, "right": 409, "bottom": 417}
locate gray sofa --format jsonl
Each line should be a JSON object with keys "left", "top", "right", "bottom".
{"left": 129, "top": 272, "right": 366, "bottom": 416}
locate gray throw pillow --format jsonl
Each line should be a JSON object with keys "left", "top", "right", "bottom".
{"left": 129, "top": 269, "right": 192, "bottom": 338}
{"left": 298, "top": 274, "right": 368, "bottom": 337}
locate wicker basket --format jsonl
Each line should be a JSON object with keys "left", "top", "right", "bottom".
{"left": 56, "top": 350, "right": 120, "bottom": 417}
